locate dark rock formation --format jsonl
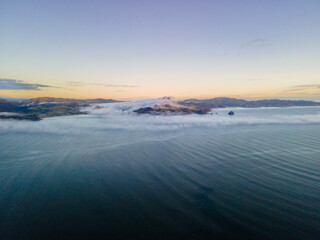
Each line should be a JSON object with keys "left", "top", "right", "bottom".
{"left": 133, "top": 107, "right": 154, "bottom": 114}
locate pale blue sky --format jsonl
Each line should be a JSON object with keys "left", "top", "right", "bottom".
{"left": 0, "top": 0, "right": 319, "bottom": 99}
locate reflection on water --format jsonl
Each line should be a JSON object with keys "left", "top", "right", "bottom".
{"left": 1, "top": 107, "right": 320, "bottom": 239}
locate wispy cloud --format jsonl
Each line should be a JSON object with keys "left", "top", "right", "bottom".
{"left": 292, "top": 84, "right": 320, "bottom": 89}
{"left": 65, "top": 81, "right": 139, "bottom": 88}
{"left": 239, "top": 38, "right": 271, "bottom": 49}
{"left": 0, "top": 79, "right": 58, "bottom": 91}
{"left": 223, "top": 38, "right": 272, "bottom": 56}
{"left": 282, "top": 83, "right": 320, "bottom": 94}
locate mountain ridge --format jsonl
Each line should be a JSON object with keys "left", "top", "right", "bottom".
{"left": 1, "top": 96, "right": 320, "bottom": 120}
{"left": 179, "top": 97, "right": 320, "bottom": 109}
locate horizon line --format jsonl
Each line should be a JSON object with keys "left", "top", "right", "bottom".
{"left": 1, "top": 95, "right": 320, "bottom": 102}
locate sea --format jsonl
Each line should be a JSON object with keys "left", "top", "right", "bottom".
{"left": 0, "top": 106, "right": 320, "bottom": 239}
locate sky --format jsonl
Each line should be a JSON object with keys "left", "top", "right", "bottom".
{"left": 0, "top": 0, "right": 319, "bottom": 100}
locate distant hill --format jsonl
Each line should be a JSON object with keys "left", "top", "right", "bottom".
{"left": 19, "top": 97, "right": 119, "bottom": 107}
{"left": 132, "top": 97, "right": 209, "bottom": 115}
{"left": 0, "top": 99, "right": 18, "bottom": 112}
{"left": 0, "top": 97, "right": 120, "bottom": 120}
{"left": 179, "top": 97, "right": 320, "bottom": 109}
{"left": 2, "top": 96, "right": 320, "bottom": 120}
{"left": 0, "top": 97, "right": 29, "bottom": 101}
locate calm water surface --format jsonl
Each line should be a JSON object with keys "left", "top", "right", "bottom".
{"left": 0, "top": 107, "right": 320, "bottom": 239}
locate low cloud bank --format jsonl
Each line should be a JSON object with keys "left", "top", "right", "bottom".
{"left": 0, "top": 103, "right": 320, "bottom": 134}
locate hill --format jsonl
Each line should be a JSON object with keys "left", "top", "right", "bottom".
{"left": 179, "top": 97, "right": 320, "bottom": 109}
{"left": 0, "top": 97, "right": 120, "bottom": 120}
{"left": 132, "top": 97, "right": 209, "bottom": 115}
{"left": 19, "top": 97, "right": 119, "bottom": 107}
{"left": 0, "top": 99, "right": 18, "bottom": 112}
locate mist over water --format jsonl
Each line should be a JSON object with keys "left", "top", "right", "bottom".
{"left": 1, "top": 104, "right": 320, "bottom": 133}
{"left": 1, "top": 106, "right": 320, "bottom": 239}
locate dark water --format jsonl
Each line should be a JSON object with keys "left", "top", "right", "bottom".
{"left": 1, "top": 107, "right": 320, "bottom": 239}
